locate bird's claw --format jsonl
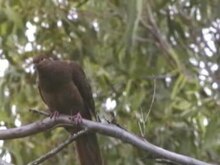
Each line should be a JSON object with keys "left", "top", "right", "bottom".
{"left": 70, "top": 112, "right": 83, "bottom": 125}
{"left": 49, "top": 111, "right": 60, "bottom": 119}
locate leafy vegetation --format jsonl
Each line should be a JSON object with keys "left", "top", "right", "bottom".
{"left": 0, "top": 0, "right": 220, "bottom": 164}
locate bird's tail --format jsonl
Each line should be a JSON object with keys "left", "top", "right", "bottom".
{"left": 76, "top": 132, "right": 103, "bottom": 165}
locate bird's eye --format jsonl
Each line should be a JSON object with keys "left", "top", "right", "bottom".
{"left": 40, "top": 58, "right": 45, "bottom": 61}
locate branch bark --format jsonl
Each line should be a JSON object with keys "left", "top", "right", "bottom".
{"left": 27, "top": 129, "right": 88, "bottom": 165}
{"left": 0, "top": 115, "right": 214, "bottom": 165}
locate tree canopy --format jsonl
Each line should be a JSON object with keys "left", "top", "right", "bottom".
{"left": 0, "top": 0, "right": 220, "bottom": 164}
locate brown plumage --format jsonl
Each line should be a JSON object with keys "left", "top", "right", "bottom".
{"left": 33, "top": 54, "right": 102, "bottom": 165}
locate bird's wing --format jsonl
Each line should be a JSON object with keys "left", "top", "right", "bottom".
{"left": 38, "top": 84, "right": 47, "bottom": 105}
{"left": 70, "top": 62, "right": 96, "bottom": 120}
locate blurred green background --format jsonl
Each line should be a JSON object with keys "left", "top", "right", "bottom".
{"left": 0, "top": 0, "right": 220, "bottom": 164}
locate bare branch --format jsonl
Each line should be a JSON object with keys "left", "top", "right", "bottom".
{"left": 0, "top": 115, "right": 214, "bottom": 165}
{"left": 29, "top": 109, "right": 49, "bottom": 116}
{"left": 27, "top": 129, "right": 88, "bottom": 165}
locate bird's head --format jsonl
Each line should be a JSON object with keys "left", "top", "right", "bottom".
{"left": 33, "top": 54, "right": 58, "bottom": 70}
{"left": 33, "top": 54, "right": 71, "bottom": 84}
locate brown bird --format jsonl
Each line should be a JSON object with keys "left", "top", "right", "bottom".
{"left": 33, "top": 54, "right": 103, "bottom": 165}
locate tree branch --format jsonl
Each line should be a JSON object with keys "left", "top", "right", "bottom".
{"left": 27, "top": 129, "right": 88, "bottom": 165}
{"left": 0, "top": 115, "right": 214, "bottom": 165}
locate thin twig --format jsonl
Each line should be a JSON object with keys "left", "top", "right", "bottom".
{"left": 27, "top": 129, "right": 88, "bottom": 165}
{"left": 138, "top": 79, "right": 157, "bottom": 136}
{"left": 145, "top": 79, "right": 156, "bottom": 122}
{"left": 29, "top": 109, "right": 49, "bottom": 117}
{"left": 144, "top": 74, "right": 174, "bottom": 80}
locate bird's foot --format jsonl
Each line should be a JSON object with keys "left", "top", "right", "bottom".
{"left": 49, "top": 111, "right": 60, "bottom": 119}
{"left": 70, "top": 112, "right": 83, "bottom": 125}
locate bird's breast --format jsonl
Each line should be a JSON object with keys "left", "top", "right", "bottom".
{"left": 40, "top": 81, "right": 84, "bottom": 115}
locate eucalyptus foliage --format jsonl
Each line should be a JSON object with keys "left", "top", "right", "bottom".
{"left": 0, "top": 0, "right": 220, "bottom": 164}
